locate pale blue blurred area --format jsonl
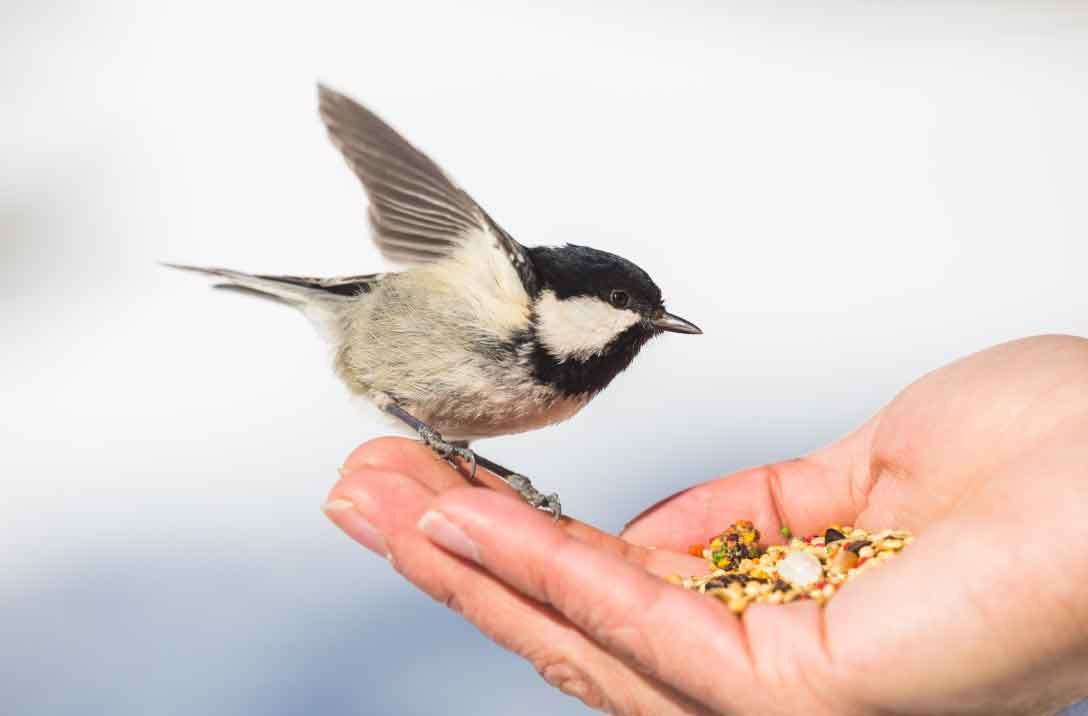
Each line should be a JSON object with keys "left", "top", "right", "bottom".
{"left": 3, "top": 1, "right": 1088, "bottom": 714}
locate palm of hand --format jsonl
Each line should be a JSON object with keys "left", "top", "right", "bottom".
{"left": 327, "top": 336, "right": 1088, "bottom": 715}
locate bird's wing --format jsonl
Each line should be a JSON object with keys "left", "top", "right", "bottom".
{"left": 318, "top": 85, "right": 537, "bottom": 294}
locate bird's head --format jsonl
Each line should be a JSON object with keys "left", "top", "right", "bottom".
{"left": 526, "top": 244, "right": 700, "bottom": 393}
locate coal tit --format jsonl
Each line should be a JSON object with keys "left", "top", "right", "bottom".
{"left": 168, "top": 85, "right": 702, "bottom": 518}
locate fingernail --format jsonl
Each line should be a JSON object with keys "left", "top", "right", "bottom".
{"left": 418, "top": 510, "right": 480, "bottom": 564}
{"left": 323, "top": 498, "right": 388, "bottom": 557}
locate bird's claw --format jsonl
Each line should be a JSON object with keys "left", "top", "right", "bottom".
{"left": 417, "top": 426, "right": 477, "bottom": 481}
{"left": 416, "top": 427, "right": 560, "bottom": 520}
{"left": 506, "top": 473, "right": 562, "bottom": 522}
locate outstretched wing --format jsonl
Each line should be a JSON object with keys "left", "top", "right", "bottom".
{"left": 318, "top": 85, "right": 537, "bottom": 294}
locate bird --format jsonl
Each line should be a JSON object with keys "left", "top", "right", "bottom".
{"left": 166, "top": 85, "right": 702, "bottom": 519}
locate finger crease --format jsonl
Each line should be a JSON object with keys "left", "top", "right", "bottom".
{"left": 764, "top": 461, "right": 793, "bottom": 534}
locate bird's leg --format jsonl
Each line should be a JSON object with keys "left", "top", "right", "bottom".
{"left": 382, "top": 403, "right": 476, "bottom": 479}
{"left": 381, "top": 403, "right": 562, "bottom": 521}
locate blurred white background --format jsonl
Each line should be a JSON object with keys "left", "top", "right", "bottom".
{"left": 3, "top": 1, "right": 1087, "bottom": 714}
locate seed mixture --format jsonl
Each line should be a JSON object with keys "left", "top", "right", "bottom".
{"left": 667, "top": 521, "right": 913, "bottom": 614}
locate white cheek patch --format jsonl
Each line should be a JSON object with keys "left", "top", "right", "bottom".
{"left": 535, "top": 290, "right": 641, "bottom": 362}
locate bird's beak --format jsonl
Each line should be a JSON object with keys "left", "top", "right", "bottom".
{"left": 652, "top": 311, "right": 702, "bottom": 335}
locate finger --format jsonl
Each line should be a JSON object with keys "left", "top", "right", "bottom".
{"left": 342, "top": 436, "right": 475, "bottom": 492}
{"left": 343, "top": 437, "right": 566, "bottom": 511}
{"left": 346, "top": 438, "right": 706, "bottom": 578}
{"left": 419, "top": 487, "right": 766, "bottom": 714}
{"left": 621, "top": 418, "right": 878, "bottom": 552}
{"left": 324, "top": 467, "right": 709, "bottom": 715}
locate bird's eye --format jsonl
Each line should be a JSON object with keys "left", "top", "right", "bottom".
{"left": 609, "top": 290, "right": 630, "bottom": 308}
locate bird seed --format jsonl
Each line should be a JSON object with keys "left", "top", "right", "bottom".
{"left": 668, "top": 521, "right": 913, "bottom": 614}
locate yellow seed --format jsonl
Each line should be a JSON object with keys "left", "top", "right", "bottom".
{"left": 830, "top": 548, "right": 859, "bottom": 572}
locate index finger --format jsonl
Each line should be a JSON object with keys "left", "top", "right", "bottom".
{"left": 344, "top": 436, "right": 707, "bottom": 576}
{"left": 418, "top": 488, "right": 760, "bottom": 714}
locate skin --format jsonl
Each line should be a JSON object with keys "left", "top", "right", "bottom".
{"left": 323, "top": 335, "right": 1088, "bottom": 715}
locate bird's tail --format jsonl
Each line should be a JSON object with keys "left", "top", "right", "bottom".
{"left": 162, "top": 263, "right": 384, "bottom": 340}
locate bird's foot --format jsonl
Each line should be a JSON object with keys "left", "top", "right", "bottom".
{"left": 504, "top": 473, "right": 562, "bottom": 522}
{"left": 417, "top": 425, "right": 477, "bottom": 481}
{"left": 387, "top": 404, "right": 561, "bottom": 520}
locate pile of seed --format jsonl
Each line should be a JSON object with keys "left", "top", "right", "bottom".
{"left": 667, "top": 521, "right": 913, "bottom": 614}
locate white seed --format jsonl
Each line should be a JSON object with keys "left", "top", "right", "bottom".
{"left": 776, "top": 550, "right": 823, "bottom": 588}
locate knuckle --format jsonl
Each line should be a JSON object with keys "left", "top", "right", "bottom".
{"left": 531, "top": 652, "right": 608, "bottom": 712}
{"left": 442, "top": 591, "right": 462, "bottom": 615}
{"left": 433, "top": 586, "right": 463, "bottom": 615}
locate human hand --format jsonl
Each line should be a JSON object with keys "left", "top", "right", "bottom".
{"left": 323, "top": 335, "right": 1088, "bottom": 715}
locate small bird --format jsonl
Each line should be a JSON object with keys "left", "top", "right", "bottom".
{"left": 168, "top": 85, "right": 701, "bottom": 518}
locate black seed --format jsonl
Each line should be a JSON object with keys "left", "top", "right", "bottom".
{"left": 846, "top": 540, "right": 871, "bottom": 555}
{"left": 824, "top": 528, "right": 847, "bottom": 543}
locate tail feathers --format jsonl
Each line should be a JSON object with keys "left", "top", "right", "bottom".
{"left": 162, "top": 263, "right": 382, "bottom": 304}
{"left": 163, "top": 263, "right": 383, "bottom": 342}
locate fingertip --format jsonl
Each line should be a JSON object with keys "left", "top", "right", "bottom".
{"left": 342, "top": 436, "right": 430, "bottom": 472}
{"left": 325, "top": 464, "right": 386, "bottom": 514}
{"left": 320, "top": 481, "right": 391, "bottom": 557}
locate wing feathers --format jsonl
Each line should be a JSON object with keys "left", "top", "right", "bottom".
{"left": 319, "top": 85, "right": 484, "bottom": 252}
{"left": 317, "top": 84, "right": 538, "bottom": 295}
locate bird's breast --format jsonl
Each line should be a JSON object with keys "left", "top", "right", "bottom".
{"left": 409, "top": 381, "right": 593, "bottom": 443}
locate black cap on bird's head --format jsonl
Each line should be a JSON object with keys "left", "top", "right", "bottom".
{"left": 525, "top": 244, "right": 700, "bottom": 395}
{"left": 529, "top": 244, "right": 701, "bottom": 336}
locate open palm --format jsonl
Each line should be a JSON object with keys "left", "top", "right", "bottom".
{"left": 325, "top": 335, "right": 1088, "bottom": 715}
